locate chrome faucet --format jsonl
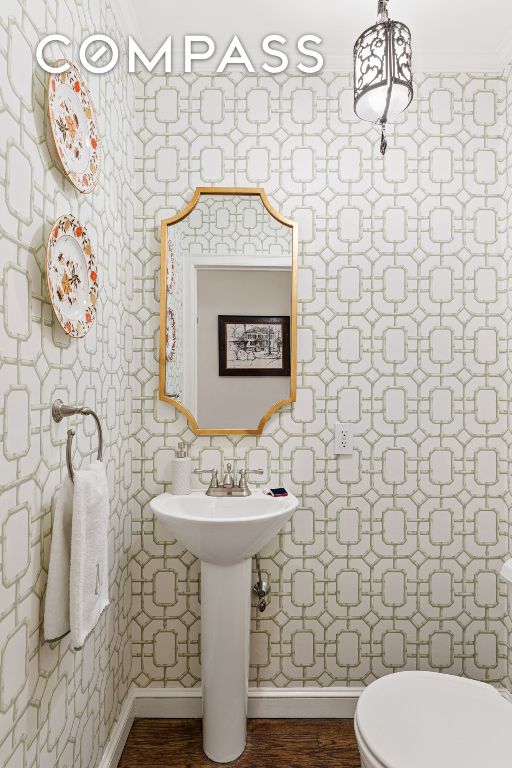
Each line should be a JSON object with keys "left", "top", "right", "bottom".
{"left": 194, "top": 464, "right": 263, "bottom": 497}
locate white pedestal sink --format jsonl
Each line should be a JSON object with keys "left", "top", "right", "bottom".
{"left": 150, "top": 490, "right": 298, "bottom": 762}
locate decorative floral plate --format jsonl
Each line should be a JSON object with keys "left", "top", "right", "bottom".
{"left": 48, "top": 60, "right": 101, "bottom": 193}
{"left": 46, "top": 215, "right": 98, "bottom": 338}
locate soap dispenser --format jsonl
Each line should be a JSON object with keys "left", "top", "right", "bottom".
{"left": 172, "top": 442, "right": 192, "bottom": 495}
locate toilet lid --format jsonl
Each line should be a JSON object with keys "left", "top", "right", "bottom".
{"left": 356, "top": 672, "right": 512, "bottom": 768}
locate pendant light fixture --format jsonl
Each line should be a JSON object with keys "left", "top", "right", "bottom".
{"left": 353, "top": 0, "right": 413, "bottom": 154}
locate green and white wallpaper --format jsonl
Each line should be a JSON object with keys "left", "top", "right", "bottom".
{"left": 0, "top": 1, "right": 135, "bottom": 766}
{"left": 505, "top": 62, "right": 512, "bottom": 692}
{"left": 2, "top": 1, "right": 512, "bottom": 766}
{"left": 132, "top": 70, "right": 512, "bottom": 689}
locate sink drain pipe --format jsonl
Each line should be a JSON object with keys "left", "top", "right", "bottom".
{"left": 252, "top": 554, "right": 271, "bottom": 612}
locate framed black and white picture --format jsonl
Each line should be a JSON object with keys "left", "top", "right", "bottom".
{"left": 218, "top": 315, "right": 291, "bottom": 376}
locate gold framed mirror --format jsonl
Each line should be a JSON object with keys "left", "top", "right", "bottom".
{"left": 160, "top": 187, "right": 298, "bottom": 435}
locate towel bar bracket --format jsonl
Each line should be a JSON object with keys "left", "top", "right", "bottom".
{"left": 52, "top": 399, "right": 103, "bottom": 481}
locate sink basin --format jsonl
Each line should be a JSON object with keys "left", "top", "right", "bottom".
{"left": 150, "top": 490, "right": 298, "bottom": 566}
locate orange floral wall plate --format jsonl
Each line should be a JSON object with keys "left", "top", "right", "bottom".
{"left": 48, "top": 60, "right": 101, "bottom": 193}
{"left": 46, "top": 215, "right": 98, "bottom": 338}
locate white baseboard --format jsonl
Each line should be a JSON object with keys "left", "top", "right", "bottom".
{"left": 99, "top": 686, "right": 362, "bottom": 768}
{"left": 133, "top": 688, "right": 202, "bottom": 718}
{"left": 132, "top": 686, "right": 362, "bottom": 719}
{"left": 98, "top": 690, "right": 136, "bottom": 768}
{"left": 249, "top": 686, "right": 362, "bottom": 718}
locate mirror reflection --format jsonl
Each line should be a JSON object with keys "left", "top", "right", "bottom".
{"left": 161, "top": 190, "right": 297, "bottom": 433}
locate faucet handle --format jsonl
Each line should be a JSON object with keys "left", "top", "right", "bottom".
{"left": 238, "top": 468, "right": 264, "bottom": 489}
{"left": 193, "top": 468, "right": 219, "bottom": 488}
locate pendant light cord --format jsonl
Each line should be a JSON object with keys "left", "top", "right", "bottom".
{"left": 377, "top": 1, "right": 393, "bottom": 157}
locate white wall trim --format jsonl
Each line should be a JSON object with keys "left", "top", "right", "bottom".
{"left": 132, "top": 685, "right": 363, "bottom": 719}
{"left": 133, "top": 688, "right": 202, "bottom": 718}
{"left": 247, "top": 686, "right": 363, "bottom": 718}
{"left": 99, "top": 686, "right": 362, "bottom": 768}
{"left": 98, "top": 690, "right": 136, "bottom": 768}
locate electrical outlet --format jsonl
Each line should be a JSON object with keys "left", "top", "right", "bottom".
{"left": 335, "top": 423, "right": 353, "bottom": 455}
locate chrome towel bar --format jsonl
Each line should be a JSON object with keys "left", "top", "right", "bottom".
{"left": 52, "top": 399, "right": 103, "bottom": 482}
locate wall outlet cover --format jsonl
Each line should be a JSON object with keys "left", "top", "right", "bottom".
{"left": 335, "top": 423, "right": 353, "bottom": 455}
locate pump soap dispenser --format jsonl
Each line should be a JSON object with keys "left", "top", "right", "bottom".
{"left": 172, "top": 442, "right": 192, "bottom": 495}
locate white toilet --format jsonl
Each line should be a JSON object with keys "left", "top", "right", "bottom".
{"left": 354, "top": 671, "right": 512, "bottom": 768}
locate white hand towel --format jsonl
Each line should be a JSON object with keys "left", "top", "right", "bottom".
{"left": 70, "top": 460, "right": 110, "bottom": 650}
{"left": 44, "top": 477, "right": 73, "bottom": 643}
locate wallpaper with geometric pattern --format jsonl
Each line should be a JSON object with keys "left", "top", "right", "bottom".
{"left": 0, "top": 1, "right": 135, "bottom": 766}
{"left": 504, "top": 63, "right": 512, "bottom": 692}
{"left": 133, "top": 70, "right": 512, "bottom": 691}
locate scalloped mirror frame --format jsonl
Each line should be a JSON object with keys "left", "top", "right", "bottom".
{"left": 159, "top": 187, "right": 298, "bottom": 435}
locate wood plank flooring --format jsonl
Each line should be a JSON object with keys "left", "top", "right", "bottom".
{"left": 118, "top": 718, "right": 361, "bottom": 767}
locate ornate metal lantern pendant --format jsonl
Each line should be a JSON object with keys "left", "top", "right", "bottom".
{"left": 353, "top": 0, "right": 413, "bottom": 154}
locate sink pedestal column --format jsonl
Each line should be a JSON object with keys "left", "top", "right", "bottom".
{"left": 201, "top": 559, "right": 252, "bottom": 763}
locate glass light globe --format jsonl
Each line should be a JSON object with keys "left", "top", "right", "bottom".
{"left": 355, "top": 83, "right": 412, "bottom": 123}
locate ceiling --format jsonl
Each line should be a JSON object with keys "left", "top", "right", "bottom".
{"left": 124, "top": 0, "right": 512, "bottom": 73}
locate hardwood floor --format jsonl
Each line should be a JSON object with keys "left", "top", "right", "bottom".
{"left": 118, "top": 718, "right": 361, "bottom": 767}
